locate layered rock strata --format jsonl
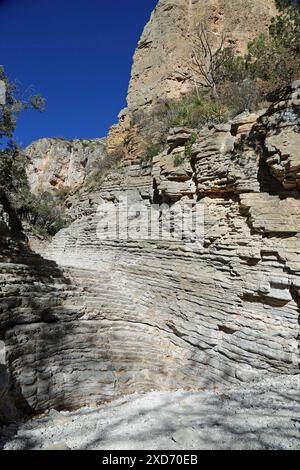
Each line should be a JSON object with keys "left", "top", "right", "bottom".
{"left": 4, "top": 84, "right": 300, "bottom": 420}
{"left": 1, "top": 4, "right": 300, "bottom": 424}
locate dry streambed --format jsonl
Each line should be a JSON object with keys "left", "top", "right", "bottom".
{"left": 1, "top": 375, "right": 299, "bottom": 450}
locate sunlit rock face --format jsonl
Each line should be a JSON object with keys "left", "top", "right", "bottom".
{"left": 107, "top": 0, "right": 278, "bottom": 160}
{"left": 127, "top": 0, "right": 277, "bottom": 111}
{"left": 43, "top": 86, "right": 300, "bottom": 404}
{"left": 26, "top": 138, "right": 106, "bottom": 194}
{"left": 0, "top": 2, "right": 299, "bottom": 424}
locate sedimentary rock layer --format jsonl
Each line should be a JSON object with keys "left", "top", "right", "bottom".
{"left": 1, "top": 84, "right": 300, "bottom": 420}
{"left": 1, "top": 85, "right": 299, "bottom": 421}
{"left": 3, "top": 84, "right": 300, "bottom": 418}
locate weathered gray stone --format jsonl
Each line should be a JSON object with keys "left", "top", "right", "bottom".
{"left": 44, "top": 442, "right": 70, "bottom": 451}
{"left": 0, "top": 6, "right": 299, "bottom": 430}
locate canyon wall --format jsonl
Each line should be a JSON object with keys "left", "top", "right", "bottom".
{"left": 1, "top": 1, "right": 299, "bottom": 422}
{"left": 107, "top": 0, "right": 278, "bottom": 160}
{"left": 127, "top": 0, "right": 277, "bottom": 111}
{"left": 1, "top": 83, "right": 299, "bottom": 420}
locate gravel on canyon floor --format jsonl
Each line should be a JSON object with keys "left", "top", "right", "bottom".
{"left": 1, "top": 375, "right": 299, "bottom": 450}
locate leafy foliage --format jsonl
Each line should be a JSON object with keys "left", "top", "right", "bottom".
{"left": 22, "top": 191, "right": 69, "bottom": 237}
{"left": 0, "top": 65, "right": 45, "bottom": 143}
{"left": 275, "top": 0, "right": 300, "bottom": 11}
{"left": 0, "top": 148, "right": 69, "bottom": 237}
{"left": 0, "top": 66, "right": 63, "bottom": 237}
{"left": 167, "top": 3, "right": 300, "bottom": 129}
{"left": 184, "top": 133, "right": 198, "bottom": 157}
{"left": 213, "top": 5, "right": 300, "bottom": 106}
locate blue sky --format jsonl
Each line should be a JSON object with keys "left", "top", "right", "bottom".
{"left": 0, "top": 0, "right": 158, "bottom": 147}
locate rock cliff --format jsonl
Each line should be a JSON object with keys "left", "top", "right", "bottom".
{"left": 1, "top": 83, "right": 299, "bottom": 421}
{"left": 107, "top": 0, "right": 278, "bottom": 160}
{"left": 127, "top": 0, "right": 277, "bottom": 111}
{"left": 0, "top": 1, "right": 299, "bottom": 427}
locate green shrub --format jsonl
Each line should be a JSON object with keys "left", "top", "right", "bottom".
{"left": 140, "top": 143, "right": 163, "bottom": 165}
{"left": 0, "top": 148, "right": 28, "bottom": 198}
{"left": 0, "top": 148, "right": 69, "bottom": 237}
{"left": 275, "top": 0, "right": 299, "bottom": 11}
{"left": 0, "top": 65, "right": 45, "bottom": 143}
{"left": 167, "top": 91, "right": 225, "bottom": 129}
{"left": 184, "top": 133, "right": 198, "bottom": 157}
{"left": 213, "top": 48, "right": 247, "bottom": 85}
{"left": 212, "top": 5, "right": 300, "bottom": 107}
{"left": 23, "top": 192, "right": 70, "bottom": 237}
{"left": 0, "top": 66, "right": 66, "bottom": 238}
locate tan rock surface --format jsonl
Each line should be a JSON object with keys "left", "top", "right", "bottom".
{"left": 128, "top": 0, "right": 277, "bottom": 111}
{"left": 26, "top": 138, "right": 106, "bottom": 194}
{"left": 107, "top": 0, "right": 278, "bottom": 159}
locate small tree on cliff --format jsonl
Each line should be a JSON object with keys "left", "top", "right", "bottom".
{"left": 241, "top": 4, "right": 300, "bottom": 94}
{"left": 0, "top": 66, "right": 65, "bottom": 238}
{"left": 185, "top": 23, "right": 228, "bottom": 99}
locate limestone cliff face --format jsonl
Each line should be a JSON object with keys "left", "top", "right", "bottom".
{"left": 44, "top": 84, "right": 300, "bottom": 399}
{"left": 107, "top": 0, "right": 278, "bottom": 159}
{"left": 26, "top": 138, "right": 106, "bottom": 194}
{"left": 26, "top": 0, "right": 278, "bottom": 177}
{"left": 1, "top": 84, "right": 299, "bottom": 421}
{"left": 128, "top": 0, "right": 277, "bottom": 111}
{"left": 1, "top": 2, "right": 300, "bottom": 424}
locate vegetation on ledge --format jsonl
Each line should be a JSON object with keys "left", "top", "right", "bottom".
{"left": 138, "top": 2, "right": 300, "bottom": 141}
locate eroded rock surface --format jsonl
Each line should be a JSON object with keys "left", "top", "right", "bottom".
{"left": 1, "top": 84, "right": 300, "bottom": 425}
{"left": 127, "top": 0, "right": 277, "bottom": 112}
{"left": 0, "top": 4, "right": 300, "bottom": 439}
{"left": 107, "top": 0, "right": 278, "bottom": 159}
{"left": 26, "top": 138, "right": 106, "bottom": 194}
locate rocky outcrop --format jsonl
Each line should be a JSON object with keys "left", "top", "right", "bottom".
{"left": 107, "top": 0, "right": 278, "bottom": 160}
{"left": 1, "top": 84, "right": 297, "bottom": 419}
{"left": 0, "top": 203, "right": 72, "bottom": 421}
{"left": 26, "top": 138, "right": 106, "bottom": 194}
{"left": 127, "top": 0, "right": 277, "bottom": 112}
{"left": 0, "top": 3, "right": 299, "bottom": 428}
